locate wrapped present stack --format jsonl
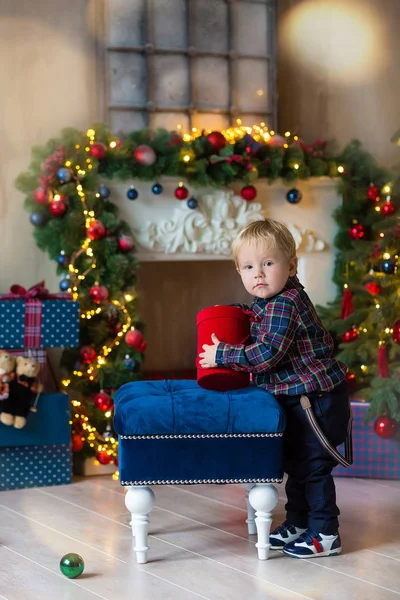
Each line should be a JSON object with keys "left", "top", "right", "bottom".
{"left": 0, "top": 281, "right": 79, "bottom": 490}
{"left": 335, "top": 400, "right": 400, "bottom": 480}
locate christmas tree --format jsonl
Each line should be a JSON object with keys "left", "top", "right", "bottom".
{"left": 16, "top": 126, "right": 154, "bottom": 464}
{"left": 318, "top": 138, "right": 400, "bottom": 438}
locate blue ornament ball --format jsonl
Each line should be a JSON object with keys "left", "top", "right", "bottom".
{"left": 126, "top": 186, "right": 139, "bottom": 200}
{"left": 286, "top": 188, "right": 302, "bottom": 204}
{"left": 57, "top": 252, "right": 69, "bottom": 266}
{"left": 242, "top": 134, "right": 254, "bottom": 145}
{"left": 99, "top": 184, "right": 111, "bottom": 199}
{"left": 103, "top": 427, "right": 113, "bottom": 440}
{"left": 124, "top": 355, "right": 136, "bottom": 370}
{"left": 152, "top": 182, "right": 163, "bottom": 195}
{"left": 59, "top": 278, "right": 70, "bottom": 292}
{"left": 382, "top": 258, "right": 397, "bottom": 274}
{"left": 57, "top": 167, "right": 72, "bottom": 183}
{"left": 30, "top": 212, "right": 48, "bottom": 227}
{"left": 187, "top": 197, "right": 198, "bottom": 209}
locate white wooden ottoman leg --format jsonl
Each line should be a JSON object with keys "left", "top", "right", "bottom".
{"left": 245, "top": 484, "right": 257, "bottom": 535}
{"left": 124, "top": 485, "right": 155, "bottom": 564}
{"left": 248, "top": 483, "right": 279, "bottom": 560}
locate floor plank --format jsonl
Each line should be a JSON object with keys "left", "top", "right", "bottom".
{"left": 0, "top": 542, "right": 106, "bottom": 600}
{"left": 0, "top": 476, "right": 399, "bottom": 599}
{"left": 0, "top": 507, "right": 203, "bottom": 600}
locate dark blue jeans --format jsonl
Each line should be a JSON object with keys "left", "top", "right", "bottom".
{"left": 277, "top": 380, "right": 351, "bottom": 535}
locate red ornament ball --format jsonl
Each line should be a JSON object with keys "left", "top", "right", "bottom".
{"left": 381, "top": 201, "right": 396, "bottom": 216}
{"left": 49, "top": 200, "right": 67, "bottom": 217}
{"left": 349, "top": 224, "right": 365, "bottom": 240}
{"left": 341, "top": 328, "right": 359, "bottom": 343}
{"left": 34, "top": 187, "right": 51, "bottom": 205}
{"left": 89, "top": 142, "right": 107, "bottom": 160}
{"left": 89, "top": 284, "right": 108, "bottom": 304}
{"left": 241, "top": 185, "right": 257, "bottom": 202}
{"left": 345, "top": 370, "right": 357, "bottom": 394}
{"left": 392, "top": 319, "right": 400, "bottom": 344}
{"left": 96, "top": 451, "right": 113, "bottom": 465}
{"left": 175, "top": 185, "right": 189, "bottom": 201}
{"left": 125, "top": 329, "right": 147, "bottom": 353}
{"left": 87, "top": 219, "right": 105, "bottom": 241}
{"left": 374, "top": 415, "right": 397, "bottom": 439}
{"left": 118, "top": 234, "right": 134, "bottom": 252}
{"left": 367, "top": 185, "right": 380, "bottom": 201}
{"left": 80, "top": 346, "right": 97, "bottom": 365}
{"left": 133, "top": 145, "right": 157, "bottom": 166}
{"left": 169, "top": 132, "right": 183, "bottom": 147}
{"left": 94, "top": 391, "right": 113, "bottom": 412}
{"left": 71, "top": 434, "right": 84, "bottom": 453}
{"left": 364, "top": 281, "right": 381, "bottom": 295}
{"left": 207, "top": 131, "right": 227, "bottom": 152}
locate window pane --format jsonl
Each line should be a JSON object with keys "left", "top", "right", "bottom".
{"left": 236, "top": 59, "right": 269, "bottom": 112}
{"left": 153, "top": 0, "right": 188, "bottom": 49}
{"left": 194, "top": 57, "right": 229, "bottom": 109}
{"left": 151, "top": 113, "right": 189, "bottom": 131}
{"left": 192, "top": 113, "right": 230, "bottom": 131}
{"left": 106, "top": 0, "right": 146, "bottom": 47}
{"left": 109, "top": 53, "right": 147, "bottom": 106}
{"left": 233, "top": 2, "right": 268, "bottom": 56}
{"left": 193, "top": 0, "right": 228, "bottom": 52}
{"left": 154, "top": 55, "right": 189, "bottom": 107}
{"left": 110, "top": 110, "right": 148, "bottom": 134}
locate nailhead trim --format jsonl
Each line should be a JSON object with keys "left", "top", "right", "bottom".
{"left": 119, "top": 432, "right": 284, "bottom": 440}
{"left": 121, "top": 477, "right": 283, "bottom": 485}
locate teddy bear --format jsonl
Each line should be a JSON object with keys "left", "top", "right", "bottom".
{"left": 0, "top": 350, "right": 16, "bottom": 402}
{"left": 0, "top": 356, "right": 43, "bottom": 429}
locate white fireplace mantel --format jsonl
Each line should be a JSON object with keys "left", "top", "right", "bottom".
{"left": 108, "top": 177, "right": 342, "bottom": 306}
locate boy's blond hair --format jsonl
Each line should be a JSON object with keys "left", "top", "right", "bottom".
{"left": 232, "top": 219, "right": 297, "bottom": 266}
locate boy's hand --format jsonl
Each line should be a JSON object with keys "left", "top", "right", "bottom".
{"left": 199, "top": 333, "right": 221, "bottom": 368}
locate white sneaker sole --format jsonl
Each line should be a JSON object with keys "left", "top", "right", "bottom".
{"left": 283, "top": 546, "right": 342, "bottom": 559}
{"left": 270, "top": 531, "right": 307, "bottom": 551}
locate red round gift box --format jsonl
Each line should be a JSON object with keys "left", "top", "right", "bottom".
{"left": 196, "top": 305, "right": 251, "bottom": 391}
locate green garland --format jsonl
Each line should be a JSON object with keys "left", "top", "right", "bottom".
{"left": 15, "top": 123, "right": 400, "bottom": 456}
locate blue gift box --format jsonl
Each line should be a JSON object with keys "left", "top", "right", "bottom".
{"left": 335, "top": 401, "right": 400, "bottom": 480}
{"left": 0, "top": 299, "right": 79, "bottom": 348}
{"left": 0, "top": 393, "right": 72, "bottom": 490}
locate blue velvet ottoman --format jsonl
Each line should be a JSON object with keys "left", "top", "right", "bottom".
{"left": 114, "top": 380, "right": 286, "bottom": 563}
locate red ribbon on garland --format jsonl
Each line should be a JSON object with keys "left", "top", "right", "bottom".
{"left": 341, "top": 288, "right": 354, "bottom": 320}
{"left": 378, "top": 345, "right": 389, "bottom": 378}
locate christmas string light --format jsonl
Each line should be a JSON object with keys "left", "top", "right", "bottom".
{"left": 57, "top": 128, "right": 135, "bottom": 468}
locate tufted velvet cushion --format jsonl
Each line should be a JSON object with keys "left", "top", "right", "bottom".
{"left": 114, "top": 379, "right": 286, "bottom": 436}
{"left": 114, "top": 380, "right": 286, "bottom": 486}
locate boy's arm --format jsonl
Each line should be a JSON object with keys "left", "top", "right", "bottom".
{"left": 215, "top": 297, "right": 298, "bottom": 372}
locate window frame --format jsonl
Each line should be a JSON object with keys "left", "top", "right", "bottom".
{"left": 95, "top": 0, "right": 277, "bottom": 131}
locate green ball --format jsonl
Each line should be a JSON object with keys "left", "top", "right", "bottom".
{"left": 59, "top": 553, "right": 85, "bottom": 579}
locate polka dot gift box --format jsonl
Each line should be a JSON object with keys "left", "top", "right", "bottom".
{"left": 0, "top": 393, "right": 72, "bottom": 490}
{"left": 0, "top": 282, "right": 79, "bottom": 348}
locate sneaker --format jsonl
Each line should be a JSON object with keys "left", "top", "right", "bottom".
{"left": 269, "top": 520, "right": 307, "bottom": 550}
{"left": 283, "top": 528, "right": 342, "bottom": 558}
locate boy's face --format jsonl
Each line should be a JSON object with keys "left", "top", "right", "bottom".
{"left": 236, "top": 242, "right": 297, "bottom": 299}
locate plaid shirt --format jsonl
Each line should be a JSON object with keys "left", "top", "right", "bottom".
{"left": 215, "top": 276, "right": 346, "bottom": 396}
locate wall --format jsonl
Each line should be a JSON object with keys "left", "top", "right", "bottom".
{"left": 0, "top": 0, "right": 99, "bottom": 291}
{"left": 277, "top": 0, "right": 400, "bottom": 166}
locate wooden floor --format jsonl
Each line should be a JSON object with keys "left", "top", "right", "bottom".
{"left": 0, "top": 476, "right": 400, "bottom": 599}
